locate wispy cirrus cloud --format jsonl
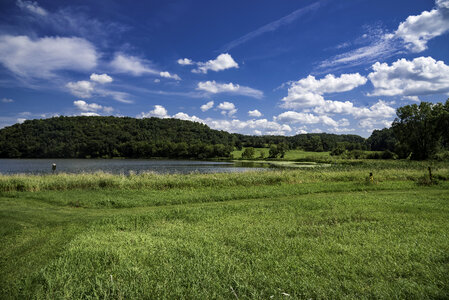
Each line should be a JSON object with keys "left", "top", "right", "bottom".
{"left": 14, "top": 0, "right": 128, "bottom": 43}
{"left": 220, "top": 1, "right": 325, "bottom": 52}
{"left": 318, "top": 0, "right": 449, "bottom": 71}
{"left": 197, "top": 81, "right": 263, "bottom": 99}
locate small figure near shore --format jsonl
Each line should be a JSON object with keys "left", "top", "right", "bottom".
{"left": 52, "top": 163, "right": 56, "bottom": 174}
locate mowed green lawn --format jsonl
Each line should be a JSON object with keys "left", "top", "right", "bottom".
{"left": 1, "top": 168, "right": 449, "bottom": 299}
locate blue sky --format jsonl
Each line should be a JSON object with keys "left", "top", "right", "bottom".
{"left": 0, "top": 0, "right": 448, "bottom": 137}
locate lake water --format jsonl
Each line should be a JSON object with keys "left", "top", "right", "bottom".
{"left": 0, "top": 159, "right": 268, "bottom": 175}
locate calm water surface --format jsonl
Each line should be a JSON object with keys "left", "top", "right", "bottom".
{"left": 0, "top": 159, "right": 268, "bottom": 175}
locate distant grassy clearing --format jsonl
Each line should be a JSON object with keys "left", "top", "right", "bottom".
{"left": 235, "top": 160, "right": 331, "bottom": 168}
{"left": 232, "top": 148, "right": 332, "bottom": 161}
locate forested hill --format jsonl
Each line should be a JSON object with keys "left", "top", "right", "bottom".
{"left": 0, "top": 116, "right": 365, "bottom": 159}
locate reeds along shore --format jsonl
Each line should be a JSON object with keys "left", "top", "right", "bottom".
{"left": 1, "top": 160, "right": 448, "bottom": 192}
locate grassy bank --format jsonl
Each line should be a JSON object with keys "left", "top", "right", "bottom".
{"left": 1, "top": 160, "right": 448, "bottom": 192}
{"left": 1, "top": 163, "right": 449, "bottom": 298}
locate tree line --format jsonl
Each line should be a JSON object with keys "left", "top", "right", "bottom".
{"left": 0, "top": 116, "right": 365, "bottom": 159}
{"left": 366, "top": 99, "right": 449, "bottom": 160}
{"left": 1, "top": 100, "right": 446, "bottom": 160}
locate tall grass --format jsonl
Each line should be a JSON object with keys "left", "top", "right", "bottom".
{"left": 1, "top": 160, "right": 448, "bottom": 192}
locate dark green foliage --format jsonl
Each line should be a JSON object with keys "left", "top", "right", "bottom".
{"left": 0, "top": 116, "right": 235, "bottom": 159}
{"left": 0, "top": 116, "right": 367, "bottom": 158}
{"left": 241, "top": 147, "right": 255, "bottom": 159}
{"left": 392, "top": 100, "right": 449, "bottom": 160}
{"left": 366, "top": 128, "right": 397, "bottom": 151}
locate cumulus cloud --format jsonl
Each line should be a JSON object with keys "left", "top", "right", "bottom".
{"left": 16, "top": 0, "right": 47, "bottom": 16}
{"left": 312, "top": 100, "right": 355, "bottom": 115}
{"left": 191, "top": 53, "right": 238, "bottom": 74}
{"left": 159, "top": 71, "right": 181, "bottom": 80}
{"left": 359, "top": 118, "right": 392, "bottom": 129}
{"left": 137, "top": 105, "right": 169, "bottom": 118}
{"left": 1, "top": 98, "right": 14, "bottom": 103}
{"left": 248, "top": 109, "right": 262, "bottom": 117}
{"left": 368, "top": 56, "right": 449, "bottom": 97}
{"left": 197, "top": 81, "right": 263, "bottom": 99}
{"left": 172, "top": 112, "right": 204, "bottom": 123}
{"left": 80, "top": 112, "right": 100, "bottom": 117}
{"left": 393, "top": 0, "right": 449, "bottom": 52}
{"left": 90, "top": 73, "right": 113, "bottom": 84}
{"left": 73, "top": 100, "right": 113, "bottom": 114}
{"left": 66, "top": 81, "right": 94, "bottom": 98}
{"left": 200, "top": 101, "right": 214, "bottom": 112}
{"left": 281, "top": 73, "right": 367, "bottom": 109}
{"left": 218, "top": 101, "right": 237, "bottom": 117}
{"left": 177, "top": 58, "right": 193, "bottom": 65}
{"left": 0, "top": 35, "right": 97, "bottom": 78}
{"left": 276, "top": 111, "right": 348, "bottom": 128}
{"left": 206, "top": 118, "right": 292, "bottom": 136}
{"left": 136, "top": 105, "right": 292, "bottom": 135}
{"left": 67, "top": 74, "right": 132, "bottom": 103}
{"left": 351, "top": 100, "right": 396, "bottom": 119}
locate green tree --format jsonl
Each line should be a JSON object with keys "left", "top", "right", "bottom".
{"left": 392, "top": 102, "right": 442, "bottom": 160}
{"left": 366, "top": 128, "right": 397, "bottom": 151}
{"left": 241, "top": 147, "right": 255, "bottom": 159}
{"left": 268, "top": 144, "right": 279, "bottom": 158}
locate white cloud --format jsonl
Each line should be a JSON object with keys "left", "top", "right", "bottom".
{"left": 218, "top": 101, "right": 237, "bottom": 117}
{"left": 276, "top": 111, "right": 347, "bottom": 128}
{"left": 248, "top": 109, "right": 262, "bottom": 117}
{"left": 281, "top": 73, "right": 367, "bottom": 109}
{"left": 394, "top": 0, "right": 449, "bottom": 52}
{"left": 73, "top": 100, "right": 113, "bottom": 114}
{"left": 437, "top": 0, "right": 449, "bottom": 8}
{"left": 99, "top": 90, "right": 132, "bottom": 104}
{"left": 177, "top": 58, "right": 193, "bottom": 65}
{"left": 154, "top": 79, "right": 160, "bottom": 83}
{"left": 1, "top": 98, "right": 14, "bottom": 103}
{"left": 313, "top": 100, "right": 355, "bottom": 115}
{"left": 172, "top": 112, "right": 204, "bottom": 123}
{"left": 132, "top": 106, "right": 294, "bottom": 135}
{"left": 16, "top": 0, "right": 47, "bottom": 16}
{"left": 318, "top": 0, "right": 449, "bottom": 70}
{"left": 90, "top": 73, "right": 113, "bottom": 84}
{"left": 73, "top": 100, "right": 102, "bottom": 111}
{"left": 67, "top": 74, "right": 132, "bottom": 103}
{"left": 192, "top": 53, "right": 238, "bottom": 74}
{"left": 66, "top": 81, "right": 94, "bottom": 98}
{"left": 110, "top": 53, "right": 158, "bottom": 76}
{"left": 368, "top": 56, "right": 449, "bottom": 97}
{"left": 351, "top": 100, "right": 396, "bottom": 119}
{"left": 80, "top": 112, "right": 100, "bottom": 117}
{"left": 200, "top": 101, "right": 214, "bottom": 112}
{"left": 197, "top": 81, "right": 263, "bottom": 99}
{"left": 206, "top": 118, "right": 292, "bottom": 136}
{"left": 359, "top": 118, "right": 393, "bottom": 132}
{"left": 137, "top": 105, "right": 169, "bottom": 118}
{"left": 17, "top": 118, "right": 27, "bottom": 123}
{"left": 0, "top": 35, "right": 97, "bottom": 78}
{"left": 159, "top": 71, "right": 181, "bottom": 80}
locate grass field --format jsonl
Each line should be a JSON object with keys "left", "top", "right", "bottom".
{"left": 232, "top": 148, "right": 332, "bottom": 161}
{"left": 1, "top": 161, "right": 449, "bottom": 298}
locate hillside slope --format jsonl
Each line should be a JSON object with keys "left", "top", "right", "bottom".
{"left": 0, "top": 116, "right": 365, "bottom": 158}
